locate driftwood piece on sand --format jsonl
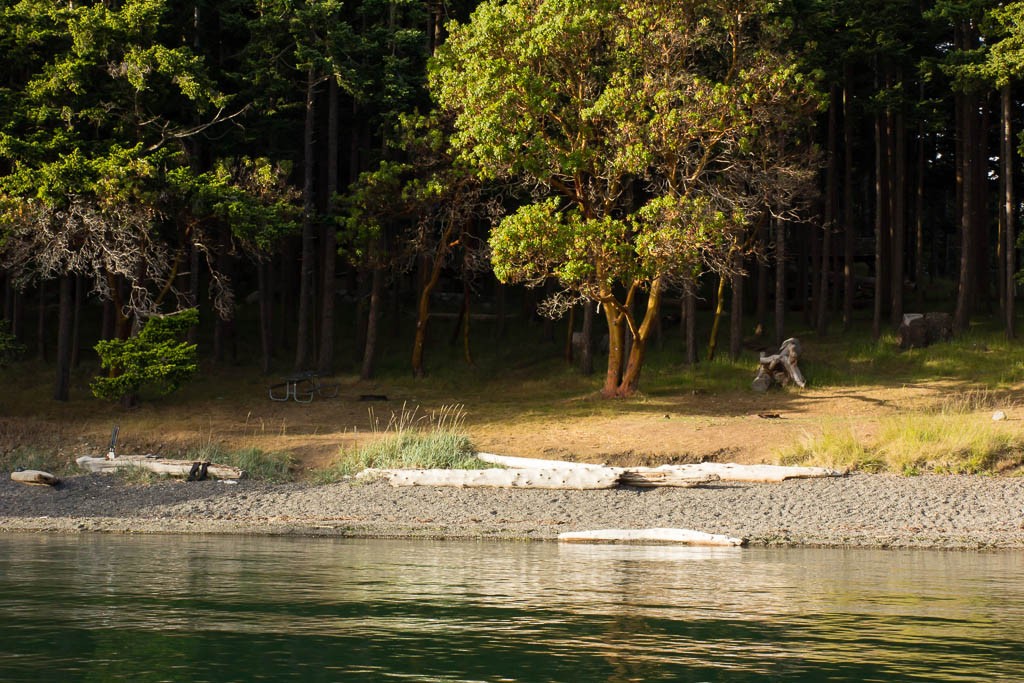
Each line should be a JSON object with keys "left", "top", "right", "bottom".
{"left": 76, "top": 455, "right": 244, "bottom": 480}
{"left": 10, "top": 469, "right": 59, "bottom": 486}
{"left": 476, "top": 452, "right": 842, "bottom": 483}
{"left": 752, "top": 337, "right": 806, "bottom": 392}
{"left": 356, "top": 467, "right": 619, "bottom": 489}
{"left": 559, "top": 528, "right": 745, "bottom": 546}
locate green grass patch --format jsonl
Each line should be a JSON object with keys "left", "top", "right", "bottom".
{"left": 777, "top": 392, "right": 1024, "bottom": 475}
{"left": 184, "top": 443, "right": 296, "bottom": 482}
{"left": 0, "top": 446, "right": 76, "bottom": 477}
{"left": 317, "top": 403, "right": 487, "bottom": 483}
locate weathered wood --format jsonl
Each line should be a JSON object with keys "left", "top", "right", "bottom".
{"left": 11, "top": 469, "right": 59, "bottom": 486}
{"left": 753, "top": 337, "right": 805, "bottom": 392}
{"left": 477, "top": 453, "right": 842, "bottom": 483}
{"left": 75, "top": 456, "right": 244, "bottom": 480}
{"left": 476, "top": 453, "right": 607, "bottom": 471}
{"left": 615, "top": 469, "right": 719, "bottom": 488}
{"left": 356, "top": 467, "right": 619, "bottom": 489}
{"left": 655, "top": 462, "right": 842, "bottom": 482}
{"left": 559, "top": 528, "right": 745, "bottom": 546}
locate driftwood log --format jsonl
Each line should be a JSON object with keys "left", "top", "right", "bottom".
{"left": 11, "top": 469, "right": 59, "bottom": 486}
{"left": 76, "top": 455, "right": 244, "bottom": 480}
{"left": 752, "top": 337, "right": 806, "bottom": 392}
{"left": 476, "top": 453, "right": 842, "bottom": 483}
{"left": 356, "top": 467, "right": 619, "bottom": 489}
{"left": 558, "top": 528, "right": 745, "bottom": 546}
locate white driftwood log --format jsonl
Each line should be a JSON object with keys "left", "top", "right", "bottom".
{"left": 477, "top": 453, "right": 842, "bottom": 483}
{"left": 75, "top": 455, "right": 244, "bottom": 480}
{"left": 649, "top": 462, "right": 841, "bottom": 483}
{"left": 10, "top": 469, "right": 59, "bottom": 486}
{"left": 559, "top": 528, "right": 744, "bottom": 546}
{"left": 356, "top": 467, "right": 619, "bottom": 489}
{"left": 476, "top": 453, "right": 607, "bottom": 471}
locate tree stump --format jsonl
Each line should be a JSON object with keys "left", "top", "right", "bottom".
{"left": 897, "top": 312, "right": 953, "bottom": 349}
{"left": 752, "top": 337, "right": 806, "bottom": 392}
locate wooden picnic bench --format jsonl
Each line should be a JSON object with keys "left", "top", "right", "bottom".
{"left": 268, "top": 372, "right": 339, "bottom": 402}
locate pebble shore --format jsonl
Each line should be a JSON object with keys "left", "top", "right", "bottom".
{"left": 2, "top": 472, "right": 1024, "bottom": 549}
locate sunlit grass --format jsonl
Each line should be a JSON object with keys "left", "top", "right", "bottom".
{"left": 316, "top": 403, "right": 488, "bottom": 482}
{"left": 777, "top": 390, "right": 1024, "bottom": 475}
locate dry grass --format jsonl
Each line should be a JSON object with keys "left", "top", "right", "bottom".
{"left": 777, "top": 390, "right": 1024, "bottom": 475}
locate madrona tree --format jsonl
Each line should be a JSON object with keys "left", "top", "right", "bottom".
{"left": 431, "top": 0, "right": 817, "bottom": 397}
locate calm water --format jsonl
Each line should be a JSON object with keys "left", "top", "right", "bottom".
{"left": 1, "top": 535, "right": 1022, "bottom": 682}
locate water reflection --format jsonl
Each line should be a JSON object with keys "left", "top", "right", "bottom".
{"left": 1, "top": 535, "right": 1022, "bottom": 682}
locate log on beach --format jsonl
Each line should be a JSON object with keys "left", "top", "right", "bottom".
{"left": 559, "top": 528, "right": 745, "bottom": 546}
{"left": 10, "top": 469, "right": 59, "bottom": 486}
{"left": 75, "top": 456, "right": 244, "bottom": 480}
{"left": 477, "top": 452, "right": 842, "bottom": 483}
{"left": 357, "top": 467, "right": 620, "bottom": 490}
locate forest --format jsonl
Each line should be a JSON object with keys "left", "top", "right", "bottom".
{"left": 2, "top": 0, "right": 1024, "bottom": 403}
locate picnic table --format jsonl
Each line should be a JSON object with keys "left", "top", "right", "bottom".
{"left": 268, "top": 372, "right": 339, "bottom": 403}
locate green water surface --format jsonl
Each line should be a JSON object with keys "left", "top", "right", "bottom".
{"left": 1, "top": 535, "right": 1021, "bottom": 682}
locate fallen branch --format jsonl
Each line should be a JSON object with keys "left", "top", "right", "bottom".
{"left": 76, "top": 455, "right": 244, "bottom": 480}
{"left": 558, "top": 528, "right": 745, "bottom": 546}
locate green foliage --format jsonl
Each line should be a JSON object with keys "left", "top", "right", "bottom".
{"left": 91, "top": 308, "right": 199, "bottom": 403}
{"left": 0, "top": 321, "right": 25, "bottom": 367}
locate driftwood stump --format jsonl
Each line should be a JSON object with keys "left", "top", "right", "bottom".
{"left": 752, "top": 337, "right": 806, "bottom": 392}
{"left": 896, "top": 312, "right": 953, "bottom": 349}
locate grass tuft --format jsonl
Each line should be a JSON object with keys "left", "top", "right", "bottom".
{"left": 317, "top": 403, "right": 486, "bottom": 483}
{"left": 776, "top": 401, "right": 1024, "bottom": 475}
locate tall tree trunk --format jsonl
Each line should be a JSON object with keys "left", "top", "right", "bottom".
{"left": 842, "top": 67, "right": 855, "bottom": 330}
{"left": 684, "top": 282, "right": 697, "bottom": 366}
{"left": 294, "top": 68, "right": 319, "bottom": 370}
{"left": 729, "top": 258, "right": 743, "bottom": 361}
{"left": 360, "top": 261, "right": 384, "bottom": 380}
{"left": 318, "top": 78, "right": 339, "bottom": 376}
{"left": 70, "top": 275, "right": 83, "bottom": 369}
{"left": 954, "top": 86, "right": 976, "bottom": 333}
{"left": 706, "top": 274, "right": 727, "bottom": 361}
{"left": 817, "top": 84, "right": 839, "bottom": 336}
{"left": 257, "top": 260, "right": 274, "bottom": 374}
{"left": 53, "top": 276, "right": 73, "bottom": 401}
{"left": 36, "top": 281, "right": 46, "bottom": 361}
{"left": 756, "top": 229, "right": 769, "bottom": 337}
{"left": 1003, "top": 83, "right": 1016, "bottom": 339}
{"left": 213, "top": 234, "right": 236, "bottom": 364}
{"left": 774, "top": 218, "right": 786, "bottom": 347}
{"left": 915, "top": 115, "right": 926, "bottom": 309}
{"left": 580, "top": 300, "right": 594, "bottom": 375}
{"left": 601, "top": 290, "right": 626, "bottom": 396}
{"left": 872, "top": 105, "right": 889, "bottom": 340}
{"left": 411, "top": 226, "right": 454, "bottom": 378}
{"left": 494, "top": 281, "right": 507, "bottom": 341}
{"left": 890, "top": 107, "right": 906, "bottom": 327}
{"left": 974, "top": 95, "right": 991, "bottom": 312}
{"left": 618, "top": 278, "right": 663, "bottom": 396}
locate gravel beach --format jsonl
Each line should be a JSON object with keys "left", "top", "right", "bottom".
{"left": 3, "top": 472, "right": 1024, "bottom": 549}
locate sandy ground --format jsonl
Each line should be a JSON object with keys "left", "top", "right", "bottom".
{"left": 3, "top": 471, "right": 1023, "bottom": 550}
